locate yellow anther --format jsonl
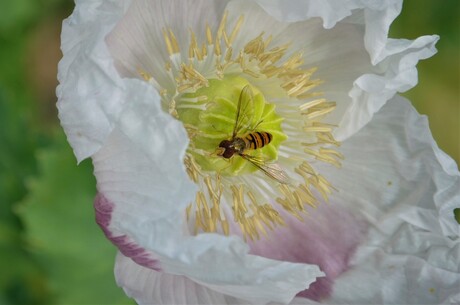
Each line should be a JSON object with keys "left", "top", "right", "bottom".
{"left": 229, "top": 15, "right": 244, "bottom": 44}
{"left": 162, "top": 28, "right": 174, "bottom": 55}
{"left": 206, "top": 23, "right": 213, "bottom": 45}
{"left": 217, "top": 10, "right": 228, "bottom": 40}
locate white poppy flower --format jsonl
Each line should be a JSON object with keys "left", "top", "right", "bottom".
{"left": 57, "top": 0, "right": 460, "bottom": 304}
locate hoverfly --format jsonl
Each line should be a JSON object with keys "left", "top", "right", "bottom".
{"left": 215, "top": 85, "right": 291, "bottom": 184}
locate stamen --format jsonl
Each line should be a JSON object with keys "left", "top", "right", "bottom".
{"left": 186, "top": 204, "right": 192, "bottom": 221}
{"left": 320, "top": 148, "right": 344, "bottom": 161}
{"left": 184, "top": 155, "right": 201, "bottom": 183}
{"left": 224, "top": 47, "right": 233, "bottom": 63}
{"left": 189, "top": 29, "right": 203, "bottom": 61}
{"left": 168, "top": 98, "right": 179, "bottom": 118}
{"left": 176, "top": 63, "right": 209, "bottom": 93}
{"left": 138, "top": 69, "right": 152, "bottom": 81}
{"left": 302, "top": 101, "right": 336, "bottom": 120}
{"left": 303, "top": 125, "right": 333, "bottom": 133}
{"left": 223, "top": 31, "right": 231, "bottom": 48}
{"left": 231, "top": 185, "right": 246, "bottom": 222}
{"left": 162, "top": 28, "right": 174, "bottom": 55}
{"left": 214, "top": 36, "right": 222, "bottom": 56}
{"left": 303, "top": 147, "right": 342, "bottom": 167}
{"left": 244, "top": 33, "right": 265, "bottom": 56}
{"left": 259, "top": 44, "right": 289, "bottom": 66}
{"left": 242, "top": 69, "right": 260, "bottom": 78}
{"left": 216, "top": 10, "right": 228, "bottom": 40}
{"left": 308, "top": 174, "right": 336, "bottom": 202}
{"left": 317, "top": 132, "right": 341, "bottom": 146}
{"left": 201, "top": 43, "right": 207, "bottom": 57}
{"left": 229, "top": 15, "right": 245, "bottom": 45}
{"left": 229, "top": 184, "right": 289, "bottom": 240}
{"left": 283, "top": 52, "right": 304, "bottom": 70}
{"left": 168, "top": 29, "right": 180, "bottom": 54}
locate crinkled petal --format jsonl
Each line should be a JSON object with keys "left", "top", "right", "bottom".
{"left": 57, "top": 0, "right": 133, "bottom": 162}
{"left": 115, "top": 253, "right": 247, "bottom": 305}
{"left": 253, "top": 0, "right": 439, "bottom": 140}
{"left": 330, "top": 229, "right": 460, "bottom": 304}
{"left": 312, "top": 95, "right": 460, "bottom": 304}
{"left": 253, "top": 0, "right": 406, "bottom": 63}
{"left": 91, "top": 79, "right": 324, "bottom": 304}
{"left": 252, "top": 0, "right": 360, "bottom": 29}
{"left": 324, "top": 95, "right": 460, "bottom": 237}
{"left": 339, "top": 34, "right": 439, "bottom": 141}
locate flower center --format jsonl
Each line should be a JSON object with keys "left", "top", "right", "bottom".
{"left": 135, "top": 11, "right": 343, "bottom": 241}
{"left": 177, "top": 76, "right": 286, "bottom": 176}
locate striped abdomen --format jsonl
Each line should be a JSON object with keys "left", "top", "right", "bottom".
{"left": 241, "top": 132, "right": 273, "bottom": 151}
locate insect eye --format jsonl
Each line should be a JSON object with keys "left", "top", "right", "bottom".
{"left": 218, "top": 140, "right": 228, "bottom": 148}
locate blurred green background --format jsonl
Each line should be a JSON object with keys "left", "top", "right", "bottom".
{"left": 0, "top": 0, "right": 458, "bottom": 304}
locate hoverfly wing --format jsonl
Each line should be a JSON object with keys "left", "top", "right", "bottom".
{"left": 240, "top": 153, "right": 291, "bottom": 185}
{"left": 232, "top": 85, "right": 255, "bottom": 139}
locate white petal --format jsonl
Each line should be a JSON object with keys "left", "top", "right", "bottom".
{"left": 253, "top": 0, "right": 403, "bottom": 64}
{"left": 325, "top": 95, "right": 460, "bottom": 237}
{"left": 252, "top": 0, "right": 439, "bottom": 140}
{"left": 106, "top": 0, "right": 229, "bottom": 81}
{"left": 57, "top": 0, "right": 133, "bottom": 162}
{"left": 274, "top": 20, "right": 372, "bottom": 129}
{"left": 252, "top": 0, "right": 360, "bottom": 29}
{"left": 91, "top": 80, "right": 324, "bottom": 304}
{"left": 115, "top": 252, "right": 247, "bottom": 305}
{"left": 338, "top": 34, "right": 439, "bottom": 141}
{"left": 330, "top": 237, "right": 460, "bottom": 304}
{"left": 224, "top": 0, "right": 290, "bottom": 53}
{"left": 314, "top": 95, "right": 460, "bottom": 304}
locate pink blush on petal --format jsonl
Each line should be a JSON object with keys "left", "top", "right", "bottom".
{"left": 248, "top": 203, "right": 368, "bottom": 301}
{"left": 94, "top": 193, "right": 162, "bottom": 272}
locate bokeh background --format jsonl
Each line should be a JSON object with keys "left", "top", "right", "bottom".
{"left": 0, "top": 0, "right": 458, "bottom": 304}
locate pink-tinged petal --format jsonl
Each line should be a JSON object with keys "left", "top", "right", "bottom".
{"left": 314, "top": 95, "right": 460, "bottom": 304}
{"left": 95, "top": 193, "right": 161, "bottom": 272}
{"left": 249, "top": 204, "right": 368, "bottom": 302}
{"left": 288, "top": 96, "right": 460, "bottom": 305}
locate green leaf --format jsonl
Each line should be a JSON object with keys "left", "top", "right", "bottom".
{"left": 0, "top": 87, "right": 51, "bottom": 305}
{"left": 0, "top": 245, "right": 50, "bottom": 305}
{"left": 0, "top": 0, "right": 39, "bottom": 34}
{"left": 454, "top": 208, "right": 460, "bottom": 225}
{"left": 18, "top": 131, "right": 134, "bottom": 305}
